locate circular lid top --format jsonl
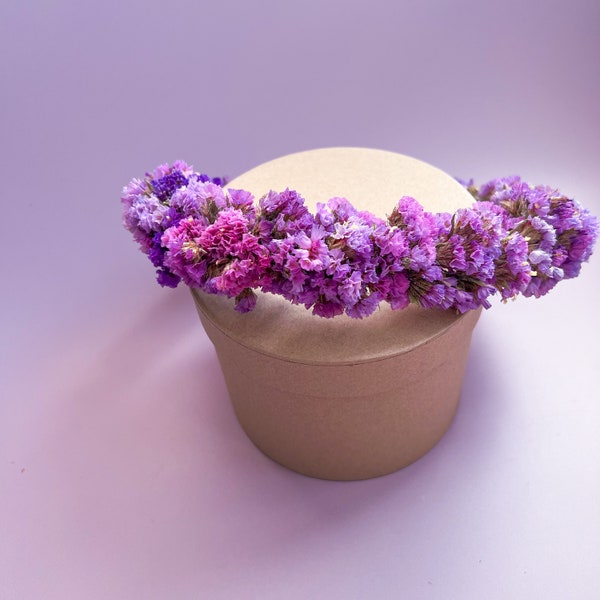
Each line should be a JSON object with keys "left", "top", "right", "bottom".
{"left": 193, "top": 147, "right": 475, "bottom": 365}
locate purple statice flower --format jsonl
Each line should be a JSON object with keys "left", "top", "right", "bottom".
{"left": 228, "top": 188, "right": 255, "bottom": 211}
{"left": 129, "top": 227, "right": 152, "bottom": 253}
{"left": 121, "top": 177, "right": 149, "bottom": 209}
{"left": 528, "top": 248, "right": 560, "bottom": 278}
{"left": 551, "top": 198, "right": 598, "bottom": 272}
{"left": 451, "top": 282, "right": 494, "bottom": 312}
{"left": 526, "top": 199, "right": 597, "bottom": 296}
{"left": 455, "top": 177, "right": 474, "bottom": 189}
{"left": 259, "top": 189, "right": 314, "bottom": 236}
{"left": 388, "top": 196, "right": 438, "bottom": 273}
{"left": 312, "top": 299, "right": 345, "bottom": 319}
{"left": 415, "top": 282, "right": 448, "bottom": 309}
{"left": 214, "top": 258, "right": 260, "bottom": 298}
{"left": 148, "top": 163, "right": 171, "bottom": 181}
{"left": 313, "top": 273, "right": 341, "bottom": 304}
{"left": 280, "top": 253, "right": 309, "bottom": 296}
{"left": 345, "top": 290, "right": 383, "bottom": 319}
{"left": 389, "top": 196, "right": 430, "bottom": 239}
{"left": 169, "top": 179, "right": 209, "bottom": 215}
{"left": 195, "top": 182, "right": 229, "bottom": 222}
{"left": 360, "top": 260, "right": 381, "bottom": 290}
{"left": 234, "top": 288, "right": 257, "bottom": 313}
{"left": 156, "top": 268, "right": 181, "bottom": 288}
{"left": 269, "top": 258, "right": 314, "bottom": 306}
{"left": 525, "top": 185, "right": 553, "bottom": 218}
{"left": 435, "top": 213, "right": 466, "bottom": 268}
{"left": 324, "top": 247, "right": 352, "bottom": 279}
{"left": 176, "top": 181, "right": 246, "bottom": 229}
{"left": 373, "top": 226, "right": 410, "bottom": 303}
{"left": 257, "top": 235, "right": 298, "bottom": 300}
{"left": 293, "top": 226, "right": 330, "bottom": 271}
{"left": 121, "top": 178, "right": 153, "bottom": 252}
{"left": 151, "top": 169, "right": 189, "bottom": 202}
{"left": 522, "top": 274, "right": 561, "bottom": 298}
{"left": 294, "top": 285, "right": 320, "bottom": 309}
{"left": 337, "top": 271, "right": 363, "bottom": 306}
{"left": 315, "top": 197, "right": 358, "bottom": 229}
{"left": 149, "top": 160, "right": 194, "bottom": 181}
{"left": 527, "top": 216, "right": 556, "bottom": 252}
{"left": 475, "top": 178, "right": 553, "bottom": 223}
{"left": 148, "top": 231, "right": 165, "bottom": 267}
{"left": 122, "top": 163, "right": 192, "bottom": 245}
{"left": 137, "top": 195, "right": 171, "bottom": 233}
{"left": 476, "top": 175, "right": 524, "bottom": 205}
{"left": 196, "top": 172, "right": 228, "bottom": 187}
{"left": 147, "top": 161, "right": 195, "bottom": 202}
{"left": 329, "top": 197, "right": 358, "bottom": 222}
{"left": 373, "top": 226, "right": 408, "bottom": 261}
{"left": 432, "top": 205, "right": 505, "bottom": 311}
{"left": 142, "top": 207, "right": 186, "bottom": 283}
{"left": 210, "top": 176, "right": 227, "bottom": 187}
{"left": 474, "top": 285, "right": 496, "bottom": 310}
{"left": 123, "top": 193, "right": 171, "bottom": 244}
{"left": 357, "top": 210, "right": 386, "bottom": 228}
{"left": 548, "top": 199, "right": 581, "bottom": 234}
{"left": 493, "top": 233, "right": 532, "bottom": 300}
{"left": 385, "top": 272, "right": 411, "bottom": 310}
{"left": 315, "top": 202, "right": 336, "bottom": 230}
{"left": 404, "top": 265, "right": 443, "bottom": 310}
{"left": 198, "top": 181, "right": 229, "bottom": 210}
{"left": 329, "top": 216, "right": 375, "bottom": 260}
{"left": 446, "top": 286, "right": 472, "bottom": 313}
{"left": 260, "top": 188, "right": 303, "bottom": 218}
{"left": 515, "top": 216, "right": 562, "bottom": 297}
{"left": 566, "top": 215, "right": 598, "bottom": 266}
{"left": 121, "top": 178, "right": 150, "bottom": 233}
{"left": 161, "top": 217, "right": 209, "bottom": 287}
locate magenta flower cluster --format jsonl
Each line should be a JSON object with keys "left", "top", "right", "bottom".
{"left": 122, "top": 162, "right": 598, "bottom": 318}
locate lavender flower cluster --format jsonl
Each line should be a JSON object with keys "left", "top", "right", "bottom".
{"left": 122, "top": 162, "right": 598, "bottom": 318}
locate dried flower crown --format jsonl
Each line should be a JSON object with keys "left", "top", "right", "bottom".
{"left": 121, "top": 160, "right": 598, "bottom": 319}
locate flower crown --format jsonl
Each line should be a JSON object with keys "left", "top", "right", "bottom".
{"left": 121, "top": 160, "right": 598, "bottom": 319}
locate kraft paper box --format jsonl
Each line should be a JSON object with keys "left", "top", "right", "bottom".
{"left": 192, "top": 148, "right": 481, "bottom": 480}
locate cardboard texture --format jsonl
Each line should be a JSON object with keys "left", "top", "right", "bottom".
{"left": 192, "top": 148, "right": 481, "bottom": 480}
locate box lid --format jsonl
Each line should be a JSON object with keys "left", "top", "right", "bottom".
{"left": 193, "top": 147, "right": 475, "bottom": 365}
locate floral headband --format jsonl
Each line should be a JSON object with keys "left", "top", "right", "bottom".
{"left": 121, "top": 161, "right": 598, "bottom": 319}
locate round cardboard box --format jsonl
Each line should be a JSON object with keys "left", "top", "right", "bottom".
{"left": 192, "top": 147, "right": 481, "bottom": 480}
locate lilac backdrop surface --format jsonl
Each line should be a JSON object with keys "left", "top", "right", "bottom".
{"left": 1, "top": 1, "right": 599, "bottom": 598}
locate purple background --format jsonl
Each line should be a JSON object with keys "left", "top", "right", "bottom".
{"left": 2, "top": 1, "right": 599, "bottom": 598}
